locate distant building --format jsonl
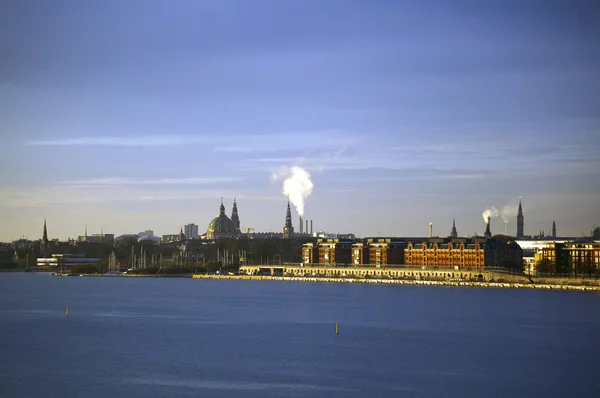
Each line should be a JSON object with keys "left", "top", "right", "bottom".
{"left": 37, "top": 253, "right": 100, "bottom": 268}
{"left": 231, "top": 198, "right": 240, "bottom": 232}
{"left": 78, "top": 233, "right": 114, "bottom": 244}
{"left": 115, "top": 234, "right": 139, "bottom": 244}
{"left": 251, "top": 232, "right": 284, "bottom": 239}
{"left": 538, "top": 240, "right": 600, "bottom": 275}
{"left": 517, "top": 198, "right": 524, "bottom": 239}
{"left": 404, "top": 237, "right": 522, "bottom": 270}
{"left": 317, "top": 239, "right": 353, "bottom": 265}
{"left": 184, "top": 224, "right": 199, "bottom": 240}
{"left": 206, "top": 198, "right": 237, "bottom": 239}
{"left": 302, "top": 238, "right": 404, "bottom": 267}
{"left": 162, "top": 234, "right": 180, "bottom": 243}
{"left": 367, "top": 238, "right": 405, "bottom": 266}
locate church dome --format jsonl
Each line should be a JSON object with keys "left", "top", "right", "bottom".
{"left": 207, "top": 199, "right": 236, "bottom": 239}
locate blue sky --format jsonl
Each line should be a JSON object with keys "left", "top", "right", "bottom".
{"left": 1, "top": 0, "right": 599, "bottom": 241}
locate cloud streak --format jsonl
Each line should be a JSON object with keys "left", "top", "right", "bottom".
{"left": 57, "top": 176, "right": 242, "bottom": 188}
{"left": 28, "top": 135, "right": 221, "bottom": 147}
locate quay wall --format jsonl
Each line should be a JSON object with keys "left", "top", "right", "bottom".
{"left": 239, "top": 265, "right": 532, "bottom": 284}
{"left": 192, "top": 274, "right": 600, "bottom": 291}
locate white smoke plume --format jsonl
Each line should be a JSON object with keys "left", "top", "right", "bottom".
{"left": 271, "top": 166, "right": 314, "bottom": 217}
{"left": 500, "top": 203, "right": 519, "bottom": 224}
{"left": 483, "top": 201, "right": 520, "bottom": 224}
{"left": 482, "top": 206, "right": 499, "bottom": 223}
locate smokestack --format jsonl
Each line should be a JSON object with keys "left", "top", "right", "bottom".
{"left": 305, "top": 219, "right": 308, "bottom": 235}
{"left": 484, "top": 217, "right": 491, "bottom": 237}
{"left": 429, "top": 222, "right": 433, "bottom": 238}
{"left": 310, "top": 220, "right": 313, "bottom": 235}
{"left": 299, "top": 216, "right": 303, "bottom": 234}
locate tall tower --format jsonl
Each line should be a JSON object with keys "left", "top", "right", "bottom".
{"left": 231, "top": 197, "right": 240, "bottom": 232}
{"left": 517, "top": 198, "right": 524, "bottom": 239}
{"left": 450, "top": 219, "right": 458, "bottom": 238}
{"left": 41, "top": 219, "right": 49, "bottom": 251}
{"left": 283, "top": 201, "right": 294, "bottom": 239}
{"left": 552, "top": 221, "right": 556, "bottom": 239}
{"left": 484, "top": 217, "right": 492, "bottom": 237}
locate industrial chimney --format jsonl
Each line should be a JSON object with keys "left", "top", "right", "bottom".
{"left": 310, "top": 220, "right": 313, "bottom": 236}
{"left": 429, "top": 222, "right": 433, "bottom": 238}
{"left": 305, "top": 219, "right": 308, "bottom": 235}
{"left": 484, "top": 217, "right": 492, "bottom": 237}
{"left": 299, "top": 216, "right": 303, "bottom": 234}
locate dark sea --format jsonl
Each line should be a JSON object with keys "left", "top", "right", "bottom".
{"left": 1, "top": 273, "right": 599, "bottom": 397}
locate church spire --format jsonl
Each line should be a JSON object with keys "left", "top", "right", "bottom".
{"left": 450, "top": 219, "right": 457, "bottom": 238}
{"left": 283, "top": 200, "right": 294, "bottom": 238}
{"left": 41, "top": 219, "right": 49, "bottom": 251}
{"left": 231, "top": 197, "right": 240, "bottom": 231}
{"left": 517, "top": 197, "right": 524, "bottom": 239}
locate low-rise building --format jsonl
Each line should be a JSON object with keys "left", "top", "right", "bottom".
{"left": 367, "top": 238, "right": 404, "bottom": 266}
{"left": 536, "top": 240, "right": 600, "bottom": 275}
{"left": 404, "top": 237, "right": 522, "bottom": 270}
{"left": 37, "top": 253, "right": 101, "bottom": 268}
{"left": 301, "top": 242, "right": 318, "bottom": 265}
{"left": 317, "top": 239, "right": 353, "bottom": 265}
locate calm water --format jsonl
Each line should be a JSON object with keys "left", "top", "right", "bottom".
{"left": 1, "top": 273, "right": 599, "bottom": 397}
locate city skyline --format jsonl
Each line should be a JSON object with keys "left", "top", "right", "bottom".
{"left": 1, "top": 0, "right": 599, "bottom": 241}
{"left": 6, "top": 197, "right": 587, "bottom": 242}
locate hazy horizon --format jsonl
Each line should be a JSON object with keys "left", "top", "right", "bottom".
{"left": 1, "top": 0, "right": 599, "bottom": 242}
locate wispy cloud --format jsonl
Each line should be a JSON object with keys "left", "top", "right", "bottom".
{"left": 57, "top": 176, "right": 242, "bottom": 188}
{"left": 438, "top": 173, "right": 486, "bottom": 180}
{"left": 28, "top": 131, "right": 352, "bottom": 149}
{"left": 28, "top": 135, "right": 220, "bottom": 147}
{"left": 212, "top": 130, "right": 353, "bottom": 153}
{"left": 0, "top": 185, "right": 281, "bottom": 208}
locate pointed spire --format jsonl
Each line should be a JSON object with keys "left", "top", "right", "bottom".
{"left": 518, "top": 197, "right": 523, "bottom": 215}
{"left": 450, "top": 219, "right": 458, "bottom": 238}
{"left": 218, "top": 197, "right": 225, "bottom": 215}
{"left": 283, "top": 200, "right": 294, "bottom": 238}
{"left": 517, "top": 197, "right": 524, "bottom": 239}
{"left": 42, "top": 219, "right": 49, "bottom": 251}
{"left": 231, "top": 196, "right": 240, "bottom": 231}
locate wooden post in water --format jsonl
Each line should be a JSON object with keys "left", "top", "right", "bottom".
{"left": 65, "top": 307, "right": 69, "bottom": 317}
{"left": 335, "top": 321, "right": 339, "bottom": 335}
